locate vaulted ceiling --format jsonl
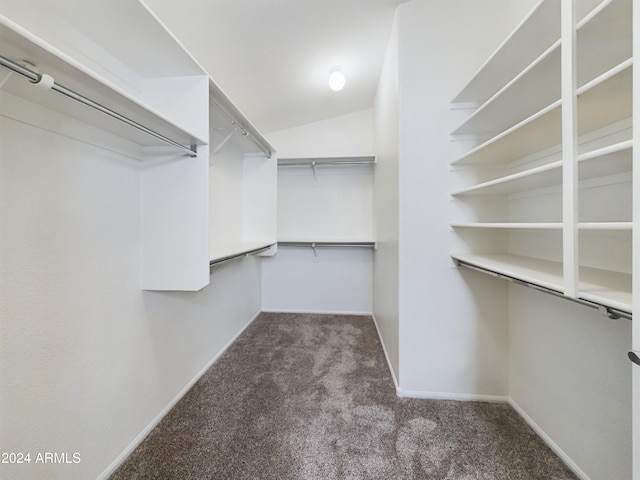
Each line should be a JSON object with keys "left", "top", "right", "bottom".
{"left": 145, "top": 0, "right": 406, "bottom": 134}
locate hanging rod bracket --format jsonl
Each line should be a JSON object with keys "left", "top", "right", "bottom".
{"left": 599, "top": 305, "right": 622, "bottom": 320}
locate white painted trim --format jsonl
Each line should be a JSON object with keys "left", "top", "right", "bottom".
{"left": 508, "top": 398, "right": 590, "bottom": 480}
{"left": 396, "top": 388, "right": 508, "bottom": 403}
{"left": 260, "top": 308, "right": 373, "bottom": 316}
{"left": 96, "top": 309, "right": 263, "bottom": 480}
{"left": 371, "top": 313, "right": 399, "bottom": 390}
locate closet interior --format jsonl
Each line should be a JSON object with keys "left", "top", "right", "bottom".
{"left": 0, "top": 0, "right": 636, "bottom": 479}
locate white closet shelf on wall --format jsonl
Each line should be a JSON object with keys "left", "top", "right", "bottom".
{"left": 0, "top": 15, "right": 208, "bottom": 154}
{"left": 209, "top": 79, "right": 274, "bottom": 159}
{"left": 449, "top": 0, "right": 633, "bottom": 318}
{"left": 208, "top": 80, "right": 277, "bottom": 271}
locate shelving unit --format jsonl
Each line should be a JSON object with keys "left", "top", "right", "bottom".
{"left": 0, "top": 1, "right": 213, "bottom": 292}
{"left": 277, "top": 156, "right": 375, "bottom": 245}
{"left": 0, "top": 0, "right": 277, "bottom": 291}
{"left": 0, "top": 6, "right": 209, "bottom": 149}
{"left": 209, "top": 80, "right": 277, "bottom": 267}
{"left": 449, "top": 0, "right": 633, "bottom": 315}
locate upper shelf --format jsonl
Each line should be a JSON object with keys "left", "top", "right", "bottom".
{"left": 452, "top": 59, "right": 631, "bottom": 166}
{"left": 576, "top": 0, "right": 633, "bottom": 86}
{"left": 209, "top": 79, "right": 274, "bottom": 159}
{"left": 0, "top": 2, "right": 209, "bottom": 151}
{"left": 451, "top": 42, "right": 560, "bottom": 136}
{"left": 450, "top": 0, "right": 560, "bottom": 107}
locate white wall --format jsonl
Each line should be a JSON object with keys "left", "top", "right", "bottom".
{"left": 0, "top": 93, "right": 263, "bottom": 480}
{"left": 262, "top": 110, "right": 374, "bottom": 314}
{"left": 391, "top": 1, "right": 633, "bottom": 478}
{"left": 372, "top": 11, "right": 400, "bottom": 385}
{"left": 393, "top": 0, "right": 528, "bottom": 399}
{"left": 509, "top": 283, "right": 632, "bottom": 480}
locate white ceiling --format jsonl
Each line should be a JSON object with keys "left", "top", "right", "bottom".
{"left": 146, "top": 0, "right": 405, "bottom": 134}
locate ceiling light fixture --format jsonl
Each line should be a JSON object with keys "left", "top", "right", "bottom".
{"left": 328, "top": 67, "right": 345, "bottom": 91}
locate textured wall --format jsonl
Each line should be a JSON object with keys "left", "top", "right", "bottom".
{"left": 0, "top": 93, "right": 263, "bottom": 480}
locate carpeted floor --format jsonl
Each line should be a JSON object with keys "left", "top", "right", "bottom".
{"left": 110, "top": 312, "right": 578, "bottom": 479}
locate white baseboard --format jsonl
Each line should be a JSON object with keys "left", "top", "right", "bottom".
{"left": 261, "top": 308, "right": 373, "bottom": 316}
{"left": 508, "top": 398, "right": 590, "bottom": 480}
{"left": 397, "top": 388, "right": 508, "bottom": 403}
{"left": 371, "top": 313, "right": 399, "bottom": 390}
{"left": 96, "top": 309, "right": 263, "bottom": 480}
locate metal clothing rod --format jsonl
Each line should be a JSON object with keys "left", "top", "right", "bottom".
{"left": 209, "top": 244, "right": 274, "bottom": 269}
{"left": 0, "top": 54, "right": 198, "bottom": 157}
{"left": 278, "top": 241, "right": 377, "bottom": 248}
{"left": 455, "top": 259, "right": 632, "bottom": 320}
{"left": 209, "top": 97, "right": 272, "bottom": 159}
{"left": 278, "top": 157, "right": 376, "bottom": 167}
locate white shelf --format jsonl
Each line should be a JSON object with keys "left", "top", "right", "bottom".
{"left": 450, "top": 0, "right": 633, "bottom": 315}
{"left": 209, "top": 79, "right": 274, "bottom": 158}
{"left": 451, "top": 223, "right": 562, "bottom": 229}
{"left": 452, "top": 42, "right": 560, "bottom": 136}
{"left": 578, "top": 59, "right": 632, "bottom": 133}
{"left": 451, "top": 161, "right": 563, "bottom": 196}
{"left": 453, "top": 253, "right": 631, "bottom": 313}
{"left": 577, "top": 0, "right": 633, "bottom": 86}
{"left": 0, "top": 14, "right": 208, "bottom": 150}
{"left": 452, "top": 253, "right": 565, "bottom": 292}
{"left": 578, "top": 222, "right": 632, "bottom": 230}
{"left": 452, "top": 101, "right": 563, "bottom": 165}
{"left": 452, "top": 139, "right": 632, "bottom": 196}
{"left": 451, "top": 0, "right": 560, "bottom": 107}
{"left": 579, "top": 265, "right": 632, "bottom": 313}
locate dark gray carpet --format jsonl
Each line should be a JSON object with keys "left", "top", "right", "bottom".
{"left": 110, "top": 312, "right": 578, "bottom": 479}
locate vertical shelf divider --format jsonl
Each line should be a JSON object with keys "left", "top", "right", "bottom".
{"left": 561, "top": 0, "right": 579, "bottom": 297}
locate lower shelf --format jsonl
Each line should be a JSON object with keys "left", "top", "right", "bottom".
{"left": 451, "top": 252, "right": 631, "bottom": 316}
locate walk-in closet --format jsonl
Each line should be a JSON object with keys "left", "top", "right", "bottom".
{"left": 0, "top": 0, "right": 636, "bottom": 479}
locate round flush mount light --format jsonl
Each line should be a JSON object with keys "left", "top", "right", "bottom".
{"left": 328, "top": 67, "right": 345, "bottom": 91}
